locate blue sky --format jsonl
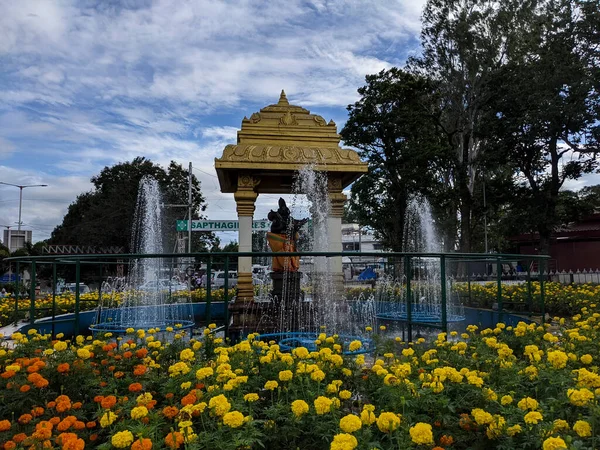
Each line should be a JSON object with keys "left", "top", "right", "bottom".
{"left": 2, "top": 1, "right": 597, "bottom": 245}
{"left": 0, "top": 0, "right": 426, "bottom": 243}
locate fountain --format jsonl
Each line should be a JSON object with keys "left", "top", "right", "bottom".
{"left": 90, "top": 176, "right": 195, "bottom": 335}
{"left": 376, "top": 196, "right": 465, "bottom": 327}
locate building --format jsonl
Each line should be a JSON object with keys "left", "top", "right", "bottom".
{"left": 3, "top": 229, "right": 32, "bottom": 252}
{"left": 509, "top": 213, "right": 600, "bottom": 271}
{"left": 341, "top": 224, "right": 386, "bottom": 277}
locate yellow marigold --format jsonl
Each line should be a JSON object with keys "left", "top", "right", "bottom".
{"left": 348, "top": 340, "right": 362, "bottom": 352}
{"left": 580, "top": 354, "right": 593, "bottom": 364}
{"left": 264, "top": 380, "right": 278, "bottom": 390}
{"left": 506, "top": 424, "right": 522, "bottom": 436}
{"left": 542, "top": 436, "right": 567, "bottom": 450}
{"left": 208, "top": 394, "right": 231, "bottom": 417}
{"left": 99, "top": 411, "right": 117, "bottom": 428}
{"left": 130, "top": 406, "right": 148, "bottom": 420}
{"left": 330, "top": 433, "right": 358, "bottom": 450}
{"left": 409, "top": 423, "right": 433, "bottom": 445}
{"left": 222, "top": 411, "right": 245, "bottom": 428}
{"left": 339, "top": 390, "right": 352, "bottom": 400}
{"left": 53, "top": 341, "right": 68, "bottom": 351}
{"left": 486, "top": 415, "right": 506, "bottom": 439}
{"left": 339, "top": 414, "right": 362, "bottom": 433}
{"left": 293, "top": 347, "right": 309, "bottom": 359}
{"left": 573, "top": 420, "right": 592, "bottom": 437}
{"left": 376, "top": 412, "right": 401, "bottom": 433}
{"left": 547, "top": 350, "right": 568, "bottom": 369}
{"left": 179, "top": 349, "right": 195, "bottom": 361}
{"left": 553, "top": 419, "right": 569, "bottom": 432}
{"left": 517, "top": 397, "right": 539, "bottom": 411}
{"left": 360, "top": 405, "right": 376, "bottom": 425}
{"left": 195, "top": 367, "right": 213, "bottom": 380}
{"left": 500, "top": 395, "right": 513, "bottom": 405}
{"left": 314, "top": 396, "right": 333, "bottom": 415}
{"left": 244, "top": 393, "right": 259, "bottom": 402}
{"left": 311, "top": 370, "right": 325, "bottom": 382}
{"left": 278, "top": 370, "right": 293, "bottom": 382}
{"left": 76, "top": 348, "right": 91, "bottom": 360}
{"left": 568, "top": 388, "right": 595, "bottom": 406}
{"left": 524, "top": 411, "right": 543, "bottom": 424}
{"left": 291, "top": 400, "right": 309, "bottom": 417}
{"left": 471, "top": 408, "right": 494, "bottom": 425}
{"left": 111, "top": 430, "right": 134, "bottom": 448}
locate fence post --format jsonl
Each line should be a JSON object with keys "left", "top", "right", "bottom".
{"left": 404, "top": 255, "right": 412, "bottom": 342}
{"left": 29, "top": 260, "right": 36, "bottom": 325}
{"left": 206, "top": 255, "right": 212, "bottom": 326}
{"left": 52, "top": 263, "right": 57, "bottom": 337}
{"left": 526, "top": 262, "right": 533, "bottom": 317}
{"left": 496, "top": 257, "right": 503, "bottom": 323}
{"left": 74, "top": 260, "right": 81, "bottom": 335}
{"left": 223, "top": 256, "right": 229, "bottom": 336}
{"left": 540, "top": 260, "right": 546, "bottom": 324}
{"left": 14, "top": 261, "right": 20, "bottom": 323}
{"left": 440, "top": 255, "right": 448, "bottom": 333}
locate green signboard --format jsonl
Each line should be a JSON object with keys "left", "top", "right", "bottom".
{"left": 176, "top": 220, "right": 271, "bottom": 231}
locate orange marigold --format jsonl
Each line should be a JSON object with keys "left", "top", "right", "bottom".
{"left": 19, "top": 385, "right": 31, "bottom": 393}
{"left": 32, "top": 421, "right": 53, "bottom": 440}
{"left": 72, "top": 402, "right": 82, "bottom": 410}
{"left": 1, "top": 371, "right": 16, "bottom": 379}
{"left": 162, "top": 406, "right": 179, "bottom": 419}
{"left": 440, "top": 435, "right": 454, "bottom": 446}
{"left": 133, "top": 365, "right": 147, "bottom": 376}
{"left": 0, "top": 420, "right": 11, "bottom": 431}
{"left": 181, "top": 392, "right": 197, "bottom": 406}
{"left": 129, "top": 383, "right": 143, "bottom": 393}
{"left": 114, "top": 371, "right": 125, "bottom": 378}
{"left": 4, "top": 441, "right": 16, "bottom": 450}
{"left": 49, "top": 417, "right": 61, "bottom": 426}
{"left": 136, "top": 348, "right": 148, "bottom": 358}
{"left": 31, "top": 407, "right": 45, "bottom": 417}
{"left": 12, "top": 433, "right": 27, "bottom": 443}
{"left": 85, "top": 421, "right": 96, "bottom": 429}
{"left": 57, "top": 363, "right": 70, "bottom": 373}
{"left": 100, "top": 395, "right": 117, "bottom": 409}
{"left": 17, "top": 414, "right": 32, "bottom": 425}
{"left": 164, "top": 432, "right": 184, "bottom": 449}
{"left": 123, "top": 351, "right": 133, "bottom": 359}
{"left": 131, "top": 438, "right": 152, "bottom": 450}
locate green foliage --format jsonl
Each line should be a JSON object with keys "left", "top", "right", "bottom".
{"left": 341, "top": 68, "right": 451, "bottom": 251}
{"left": 49, "top": 157, "right": 216, "bottom": 253}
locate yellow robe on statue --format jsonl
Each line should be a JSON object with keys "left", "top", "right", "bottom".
{"left": 267, "top": 232, "right": 300, "bottom": 272}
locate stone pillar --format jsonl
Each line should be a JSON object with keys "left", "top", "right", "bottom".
{"left": 234, "top": 174, "right": 259, "bottom": 302}
{"left": 328, "top": 178, "right": 346, "bottom": 289}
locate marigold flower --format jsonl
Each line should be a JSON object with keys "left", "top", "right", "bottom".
{"left": 314, "top": 396, "right": 333, "bottom": 415}
{"left": 330, "top": 433, "right": 358, "bottom": 450}
{"left": 409, "top": 422, "right": 434, "bottom": 445}
{"left": 131, "top": 438, "right": 153, "bottom": 450}
{"left": 57, "top": 363, "right": 70, "bottom": 373}
{"left": 339, "top": 414, "right": 362, "bottom": 433}
{"left": 517, "top": 397, "right": 538, "bottom": 411}
{"left": 278, "top": 370, "right": 293, "bottom": 382}
{"left": 244, "top": 393, "right": 259, "bottom": 402}
{"left": 17, "top": 414, "right": 32, "bottom": 424}
{"left": 208, "top": 394, "right": 231, "bottom": 416}
{"left": 131, "top": 406, "right": 149, "bottom": 420}
{"left": 99, "top": 411, "right": 117, "bottom": 428}
{"left": 129, "top": 382, "right": 143, "bottom": 392}
{"left": 165, "top": 432, "right": 184, "bottom": 449}
{"left": 376, "top": 412, "right": 401, "bottom": 433}
{"left": 542, "top": 436, "right": 567, "bottom": 450}
{"left": 524, "top": 411, "right": 543, "bottom": 424}
{"left": 0, "top": 420, "right": 11, "bottom": 431}
{"left": 573, "top": 420, "right": 592, "bottom": 437}
{"left": 222, "top": 411, "right": 245, "bottom": 428}
{"left": 111, "top": 430, "right": 134, "bottom": 448}
{"left": 100, "top": 395, "right": 117, "bottom": 409}
{"left": 290, "top": 399, "right": 309, "bottom": 417}
{"left": 264, "top": 380, "right": 279, "bottom": 390}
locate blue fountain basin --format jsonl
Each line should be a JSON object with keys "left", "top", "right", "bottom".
{"left": 257, "top": 332, "right": 372, "bottom": 355}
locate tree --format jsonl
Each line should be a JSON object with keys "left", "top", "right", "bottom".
{"left": 341, "top": 68, "right": 451, "bottom": 252}
{"left": 410, "top": 0, "right": 535, "bottom": 252}
{"left": 50, "top": 157, "right": 215, "bottom": 253}
{"left": 488, "top": 0, "right": 600, "bottom": 255}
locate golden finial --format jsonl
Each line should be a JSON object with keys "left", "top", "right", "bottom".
{"left": 278, "top": 89, "right": 289, "bottom": 105}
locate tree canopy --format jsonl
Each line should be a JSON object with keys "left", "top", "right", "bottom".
{"left": 50, "top": 158, "right": 215, "bottom": 253}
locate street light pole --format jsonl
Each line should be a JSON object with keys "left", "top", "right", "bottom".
{"left": 0, "top": 182, "right": 48, "bottom": 230}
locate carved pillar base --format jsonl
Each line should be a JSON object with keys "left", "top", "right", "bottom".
{"left": 236, "top": 272, "right": 253, "bottom": 302}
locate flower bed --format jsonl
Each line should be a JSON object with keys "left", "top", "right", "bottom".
{"left": 1, "top": 299, "right": 600, "bottom": 449}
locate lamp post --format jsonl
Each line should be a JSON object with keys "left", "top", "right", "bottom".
{"left": 0, "top": 182, "right": 48, "bottom": 230}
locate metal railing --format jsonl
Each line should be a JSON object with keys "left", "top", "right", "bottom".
{"left": 4, "top": 251, "right": 550, "bottom": 339}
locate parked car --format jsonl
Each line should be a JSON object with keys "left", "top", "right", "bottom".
{"left": 60, "top": 283, "right": 91, "bottom": 294}
{"left": 138, "top": 279, "right": 187, "bottom": 292}
{"left": 212, "top": 271, "right": 238, "bottom": 288}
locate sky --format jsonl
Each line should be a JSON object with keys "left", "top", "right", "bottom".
{"left": 1, "top": 0, "right": 597, "bottom": 246}
{"left": 0, "top": 0, "right": 426, "bottom": 245}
